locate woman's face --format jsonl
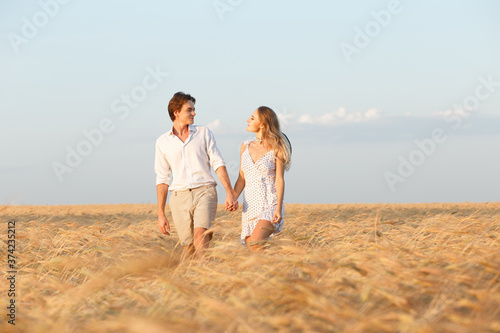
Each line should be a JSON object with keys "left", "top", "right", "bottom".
{"left": 246, "top": 110, "right": 263, "bottom": 133}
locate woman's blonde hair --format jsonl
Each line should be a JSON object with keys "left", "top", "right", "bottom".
{"left": 257, "top": 106, "right": 292, "bottom": 171}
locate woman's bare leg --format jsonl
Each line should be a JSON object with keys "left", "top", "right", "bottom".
{"left": 247, "top": 220, "right": 274, "bottom": 252}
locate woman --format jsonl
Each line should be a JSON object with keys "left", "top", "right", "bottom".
{"left": 234, "top": 106, "right": 292, "bottom": 251}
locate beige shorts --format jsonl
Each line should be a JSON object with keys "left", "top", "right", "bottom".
{"left": 169, "top": 185, "right": 218, "bottom": 246}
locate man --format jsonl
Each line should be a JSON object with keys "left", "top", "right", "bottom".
{"left": 155, "top": 92, "right": 238, "bottom": 259}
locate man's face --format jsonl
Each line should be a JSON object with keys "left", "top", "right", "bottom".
{"left": 174, "top": 101, "right": 196, "bottom": 124}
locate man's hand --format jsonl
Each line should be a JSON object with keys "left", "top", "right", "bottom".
{"left": 158, "top": 215, "right": 170, "bottom": 235}
{"left": 214, "top": 166, "right": 239, "bottom": 212}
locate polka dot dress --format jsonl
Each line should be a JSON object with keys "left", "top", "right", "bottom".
{"left": 241, "top": 140, "right": 284, "bottom": 240}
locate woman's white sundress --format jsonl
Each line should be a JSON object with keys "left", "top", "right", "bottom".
{"left": 241, "top": 140, "right": 284, "bottom": 240}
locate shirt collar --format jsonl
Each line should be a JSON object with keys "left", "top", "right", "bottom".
{"left": 168, "top": 124, "right": 196, "bottom": 136}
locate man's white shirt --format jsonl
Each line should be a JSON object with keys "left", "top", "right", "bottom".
{"left": 155, "top": 125, "right": 225, "bottom": 191}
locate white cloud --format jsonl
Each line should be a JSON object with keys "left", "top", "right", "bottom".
{"left": 206, "top": 119, "right": 223, "bottom": 133}
{"left": 431, "top": 109, "right": 470, "bottom": 118}
{"left": 277, "top": 111, "right": 296, "bottom": 126}
{"left": 289, "top": 107, "right": 382, "bottom": 125}
{"left": 364, "top": 108, "right": 380, "bottom": 120}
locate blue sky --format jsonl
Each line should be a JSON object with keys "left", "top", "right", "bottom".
{"left": 1, "top": 0, "right": 499, "bottom": 205}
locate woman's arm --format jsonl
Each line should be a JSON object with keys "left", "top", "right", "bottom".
{"left": 233, "top": 143, "right": 246, "bottom": 199}
{"left": 273, "top": 152, "right": 285, "bottom": 223}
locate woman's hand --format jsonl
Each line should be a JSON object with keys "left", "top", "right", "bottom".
{"left": 272, "top": 208, "right": 282, "bottom": 224}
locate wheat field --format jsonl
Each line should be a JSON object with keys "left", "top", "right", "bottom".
{"left": 1, "top": 202, "right": 499, "bottom": 333}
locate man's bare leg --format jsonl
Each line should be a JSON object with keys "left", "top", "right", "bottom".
{"left": 193, "top": 227, "right": 212, "bottom": 259}
{"left": 181, "top": 244, "right": 195, "bottom": 261}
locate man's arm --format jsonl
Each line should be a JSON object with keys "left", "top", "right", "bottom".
{"left": 215, "top": 166, "right": 238, "bottom": 211}
{"left": 204, "top": 128, "right": 238, "bottom": 211}
{"left": 157, "top": 183, "right": 170, "bottom": 235}
{"left": 155, "top": 138, "right": 172, "bottom": 234}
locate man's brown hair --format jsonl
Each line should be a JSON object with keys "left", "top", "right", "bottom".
{"left": 167, "top": 92, "right": 196, "bottom": 121}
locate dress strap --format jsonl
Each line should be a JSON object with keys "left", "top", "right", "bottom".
{"left": 243, "top": 140, "right": 251, "bottom": 147}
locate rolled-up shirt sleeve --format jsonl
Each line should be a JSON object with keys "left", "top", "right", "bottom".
{"left": 205, "top": 128, "right": 225, "bottom": 171}
{"left": 155, "top": 139, "right": 171, "bottom": 185}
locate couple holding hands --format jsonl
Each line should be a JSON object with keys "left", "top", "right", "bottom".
{"left": 155, "top": 92, "right": 291, "bottom": 258}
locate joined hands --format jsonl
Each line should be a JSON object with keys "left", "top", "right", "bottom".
{"left": 225, "top": 192, "right": 239, "bottom": 212}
